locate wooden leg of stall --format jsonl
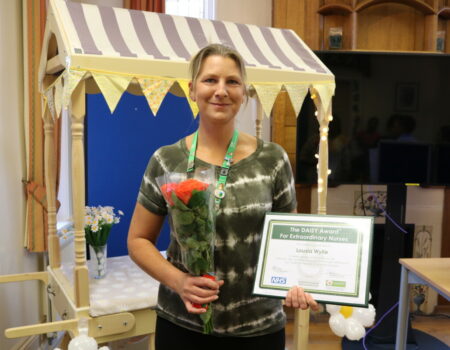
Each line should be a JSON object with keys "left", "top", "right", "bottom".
{"left": 148, "top": 333, "right": 155, "bottom": 350}
{"left": 70, "top": 80, "right": 90, "bottom": 310}
{"left": 43, "top": 103, "right": 61, "bottom": 268}
{"left": 293, "top": 309, "right": 310, "bottom": 350}
{"left": 257, "top": 93, "right": 312, "bottom": 350}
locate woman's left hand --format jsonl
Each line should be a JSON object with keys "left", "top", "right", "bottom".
{"left": 285, "top": 286, "right": 319, "bottom": 311}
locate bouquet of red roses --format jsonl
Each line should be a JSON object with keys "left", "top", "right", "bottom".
{"left": 156, "top": 169, "right": 216, "bottom": 333}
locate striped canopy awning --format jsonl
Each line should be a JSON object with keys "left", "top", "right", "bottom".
{"left": 39, "top": 0, "right": 335, "bottom": 118}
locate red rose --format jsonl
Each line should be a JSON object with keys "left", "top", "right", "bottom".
{"left": 161, "top": 182, "right": 178, "bottom": 206}
{"left": 175, "top": 179, "right": 209, "bottom": 205}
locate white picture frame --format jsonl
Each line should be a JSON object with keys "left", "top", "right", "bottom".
{"left": 253, "top": 213, "right": 374, "bottom": 307}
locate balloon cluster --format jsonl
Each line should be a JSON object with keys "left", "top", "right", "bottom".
{"left": 68, "top": 334, "right": 109, "bottom": 350}
{"left": 55, "top": 318, "right": 110, "bottom": 350}
{"left": 326, "top": 303, "right": 376, "bottom": 340}
{"left": 55, "top": 334, "right": 109, "bottom": 350}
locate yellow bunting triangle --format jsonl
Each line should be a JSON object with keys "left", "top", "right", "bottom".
{"left": 63, "top": 69, "right": 86, "bottom": 110}
{"left": 251, "top": 84, "right": 282, "bottom": 118}
{"left": 283, "top": 84, "right": 309, "bottom": 118}
{"left": 137, "top": 78, "right": 174, "bottom": 116}
{"left": 91, "top": 72, "right": 133, "bottom": 114}
{"left": 54, "top": 78, "right": 63, "bottom": 118}
{"left": 311, "top": 83, "right": 335, "bottom": 119}
{"left": 177, "top": 80, "right": 199, "bottom": 117}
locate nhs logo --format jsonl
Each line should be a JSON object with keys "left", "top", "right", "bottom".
{"left": 270, "top": 276, "right": 287, "bottom": 284}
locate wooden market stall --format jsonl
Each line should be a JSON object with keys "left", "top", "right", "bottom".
{"left": 2, "top": 0, "right": 335, "bottom": 348}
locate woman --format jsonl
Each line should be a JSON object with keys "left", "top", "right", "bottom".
{"left": 128, "top": 44, "right": 318, "bottom": 350}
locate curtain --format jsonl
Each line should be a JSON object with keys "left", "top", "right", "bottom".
{"left": 123, "top": 0, "right": 165, "bottom": 13}
{"left": 24, "top": 0, "right": 61, "bottom": 252}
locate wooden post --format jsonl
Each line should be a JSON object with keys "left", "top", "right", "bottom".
{"left": 423, "top": 14, "right": 438, "bottom": 51}
{"left": 350, "top": 10, "right": 357, "bottom": 50}
{"left": 43, "top": 105, "right": 61, "bottom": 268}
{"left": 317, "top": 108, "right": 329, "bottom": 216}
{"left": 293, "top": 308, "right": 310, "bottom": 350}
{"left": 70, "top": 80, "right": 89, "bottom": 308}
{"left": 292, "top": 90, "right": 332, "bottom": 350}
{"left": 311, "top": 89, "right": 329, "bottom": 216}
{"left": 256, "top": 97, "right": 263, "bottom": 139}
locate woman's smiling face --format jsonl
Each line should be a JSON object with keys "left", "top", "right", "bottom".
{"left": 189, "top": 55, "right": 245, "bottom": 125}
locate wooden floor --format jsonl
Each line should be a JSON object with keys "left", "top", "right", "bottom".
{"left": 285, "top": 307, "right": 450, "bottom": 350}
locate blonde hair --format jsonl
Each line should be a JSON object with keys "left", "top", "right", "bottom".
{"left": 189, "top": 44, "right": 247, "bottom": 89}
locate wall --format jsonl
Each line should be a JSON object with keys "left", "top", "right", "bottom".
{"left": 0, "top": 1, "right": 41, "bottom": 349}
{"left": 215, "top": 0, "right": 271, "bottom": 27}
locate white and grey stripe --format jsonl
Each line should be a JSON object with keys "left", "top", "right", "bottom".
{"left": 57, "top": 1, "right": 331, "bottom": 75}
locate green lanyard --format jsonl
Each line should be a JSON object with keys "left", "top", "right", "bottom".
{"left": 187, "top": 129, "right": 239, "bottom": 208}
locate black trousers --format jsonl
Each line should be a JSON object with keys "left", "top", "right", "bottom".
{"left": 155, "top": 316, "right": 285, "bottom": 350}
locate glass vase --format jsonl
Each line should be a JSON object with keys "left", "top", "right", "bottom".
{"left": 89, "top": 244, "right": 107, "bottom": 279}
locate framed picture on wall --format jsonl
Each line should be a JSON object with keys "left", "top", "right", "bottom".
{"left": 395, "top": 82, "right": 419, "bottom": 112}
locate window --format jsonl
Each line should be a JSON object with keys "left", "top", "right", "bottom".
{"left": 165, "top": 0, "right": 215, "bottom": 19}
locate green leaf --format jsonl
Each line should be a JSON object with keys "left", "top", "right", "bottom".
{"left": 85, "top": 228, "right": 95, "bottom": 246}
{"left": 200, "top": 306, "right": 212, "bottom": 324}
{"left": 172, "top": 193, "right": 189, "bottom": 211}
{"left": 195, "top": 206, "right": 208, "bottom": 219}
{"left": 172, "top": 209, "right": 195, "bottom": 226}
{"left": 181, "top": 212, "right": 195, "bottom": 225}
{"left": 185, "top": 237, "right": 200, "bottom": 249}
{"left": 188, "top": 190, "right": 207, "bottom": 208}
{"left": 98, "top": 224, "right": 112, "bottom": 245}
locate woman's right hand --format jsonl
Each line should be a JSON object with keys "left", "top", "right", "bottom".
{"left": 175, "top": 273, "right": 224, "bottom": 314}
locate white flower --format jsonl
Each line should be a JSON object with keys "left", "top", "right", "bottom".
{"left": 103, "top": 214, "right": 114, "bottom": 224}
{"left": 326, "top": 304, "right": 376, "bottom": 341}
{"left": 84, "top": 205, "right": 123, "bottom": 243}
{"left": 85, "top": 215, "right": 93, "bottom": 226}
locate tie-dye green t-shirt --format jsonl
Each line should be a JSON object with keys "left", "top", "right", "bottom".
{"left": 138, "top": 137, "right": 297, "bottom": 337}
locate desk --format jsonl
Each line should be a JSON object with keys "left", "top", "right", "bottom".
{"left": 395, "top": 258, "right": 450, "bottom": 350}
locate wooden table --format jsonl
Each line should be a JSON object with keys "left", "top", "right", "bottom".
{"left": 395, "top": 258, "right": 450, "bottom": 350}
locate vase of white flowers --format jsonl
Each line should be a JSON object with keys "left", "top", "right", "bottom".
{"left": 89, "top": 244, "right": 108, "bottom": 279}
{"left": 84, "top": 206, "right": 123, "bottom": 279}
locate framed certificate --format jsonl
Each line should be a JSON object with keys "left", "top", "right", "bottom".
{"left": 253, "top": 213, "right": 374, "bottom": 307}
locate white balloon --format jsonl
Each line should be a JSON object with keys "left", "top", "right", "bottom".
{"left": 352, "top": 304, "right": 376, "bottom": 327}
{"left": 326, "top": 304, "right": 341, "bottom": 315}
{"left": 345, "top": 318, "right": 366, "bottom": 341}
{"left": 329, "top": 313, "right": 347, "bottom": 337}
{"left": 68, "top": 334, "right": 98, "bottom": 350}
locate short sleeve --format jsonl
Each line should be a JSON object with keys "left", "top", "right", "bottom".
{"left": 271, "top": 145, "right": 297, "bottom": 213}
{"left": 137, "top": 152, "right": 168, "bottom": 216}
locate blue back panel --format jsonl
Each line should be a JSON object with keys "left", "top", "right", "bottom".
{"left": 86, "top": 92, "right": 198, "bottom": 256}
